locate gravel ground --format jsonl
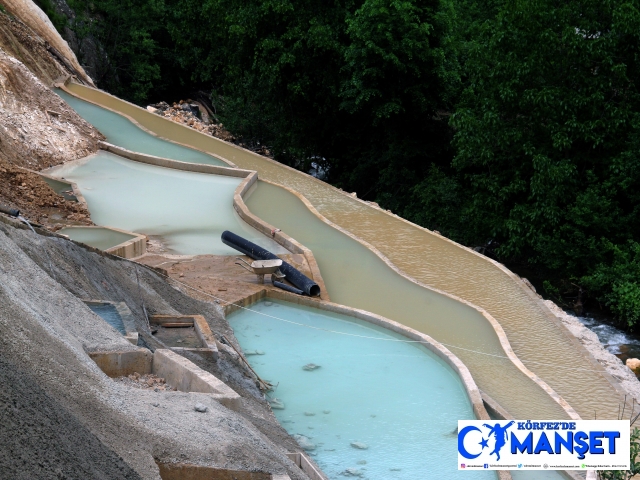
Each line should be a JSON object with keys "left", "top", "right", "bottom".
{"left": 0, "top": 356, "right": 142, "bottom": 480}
{"left": 0, "top": 220, "right": 310, "bottom": 479}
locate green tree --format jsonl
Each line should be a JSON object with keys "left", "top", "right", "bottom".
{"left": 598, "top": 427, "right": 640, "bottom": 479}
{"left": 67, "top": 0, "right": 168, "bottom": 102}
{"left": 446, "top": 0, "right": 640, "bottom": 322}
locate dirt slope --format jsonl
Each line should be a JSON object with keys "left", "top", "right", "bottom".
{"left": 0, "top": 48, "right": 100, "bottom": 169}
{"left": 0, "top": 0, "right": 93, "bottom": 84}
{"left": 0, "top": 46, "right": 100, "bottom": 224}
{"left": 0, "top": 9, "right": 68, "bottom": 85}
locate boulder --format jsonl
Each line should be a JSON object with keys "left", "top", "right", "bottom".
{"left": 626, "top": 358, "right": 640, "bottom": 371}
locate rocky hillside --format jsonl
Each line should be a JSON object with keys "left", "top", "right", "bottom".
{"left": 0, "top": 49, "right": 100, "bottom": 170}
{"left": 0, "top": 3, "right": 100, "bottom": 225}
{"left": 0, "top": 0, "right": 92, "bottom": 84}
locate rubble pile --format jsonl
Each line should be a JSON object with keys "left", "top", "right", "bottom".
{"left": 147, "top": 100, "right": 236, "bottom": 143}
{"left": 115, "top": 372, "right": 175, "bottom": 391}
{"left": 0, "top": 161, "right": 92, "bottom": 227}
{"left": 147, "top": 99, "right": 273, "bottom": 157}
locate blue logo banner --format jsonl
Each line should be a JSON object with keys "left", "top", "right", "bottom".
{"left": 457, "top": 420, "right": 630, "bottom": 470}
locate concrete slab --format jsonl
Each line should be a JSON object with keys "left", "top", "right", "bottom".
{"left": 88, "top": 349, "right": 152, "bottom": 377}
{"left": 285, "top": 453, "right": 326, "bottom": 480}
{"left": 156, "top": 462, "right": 272, "bottom": 479}
{"left": 149, "top": 314, "right": 218, "bottom": 360}
{"left": 152, "top": 349, "right": 241, "bottom": 411}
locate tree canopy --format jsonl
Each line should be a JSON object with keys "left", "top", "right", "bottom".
{"left": 61, "top": 0, "right": 640, "bottom": 327}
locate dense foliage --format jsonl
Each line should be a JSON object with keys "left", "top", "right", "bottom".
{"left": 599, "top": 427, "right": 640, "bottom": 479}
{"left": 446, "top": 0, "right": 640, "bottom": 325}
{"left": 59, "top": 0, "right": 640, "bottom": 327}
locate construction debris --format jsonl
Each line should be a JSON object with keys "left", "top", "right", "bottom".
{"left": 146, "top": 99, "right": 273, "bottom": 157}
{"left": 147, "top": 100, "right": 236, "bottom": 142}
{"left": 115, "top": 372, "right": 175, "bottom": 391}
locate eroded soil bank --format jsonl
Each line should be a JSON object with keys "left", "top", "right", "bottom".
{"left": 0, "top": 2, "right": 104, "bottom": 227}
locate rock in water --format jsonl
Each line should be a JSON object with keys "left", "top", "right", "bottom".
{"left": 302, "top": 363, "right": 320, "bottom": 371}
{"left": 292, "top": 434, "right": 316, "bottom": 451}
{"left": 268, "top": 397, "right": 285, "bottom": 410}
{"left": 342, "top": 468, "right": 363, "bottom": 477}
{"left": 350, "top": 441, "right": 368, "bottom": 450}
{"left": 194, "top": 403, "right": 208, "bottom": 413}
{"left": 626, "top": 358, "right": 640, "bottom": 371}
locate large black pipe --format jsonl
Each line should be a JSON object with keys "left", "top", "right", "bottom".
{"left": 221, "top": 230, "right": 321, "bottom": 297}
{"left": 0, "top": 204, "right": 20, "bottom": 217}
{"left": 273, "top": 281, "right": 304, "bottom": 295}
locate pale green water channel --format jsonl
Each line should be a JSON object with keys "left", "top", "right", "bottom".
{"left": 48, "top": 152, "right": 285, "bottom": 255}
{"left": 230, "top": 299, "right": 495, "bottom": 480}
{"left": 56, "top": 90, "right": 225, "bottom": 166}
{"left": 58, "top": 226, "right": 137, "bottom": 251}
{"left": 63, "top": 82, "right": 625, "bottom": 421}
{"left": 55, "top": 86, "right": 570, "bottom": 419}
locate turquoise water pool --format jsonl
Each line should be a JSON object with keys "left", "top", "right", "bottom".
{"left": 229, "top": 299, "right": 495, "bottom": 480}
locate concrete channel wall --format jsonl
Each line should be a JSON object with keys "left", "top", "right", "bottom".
{"left": 62, "top": 87, "right": 572, "bottom": 414}
{"left": 88, "top": 348, "right": 241, "bottom": 411}
{"left": 156, "top": 462, "right": 293, "bottom": 480}
{"left": 63, "top": 225, "right": 147, "bottom": 258}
